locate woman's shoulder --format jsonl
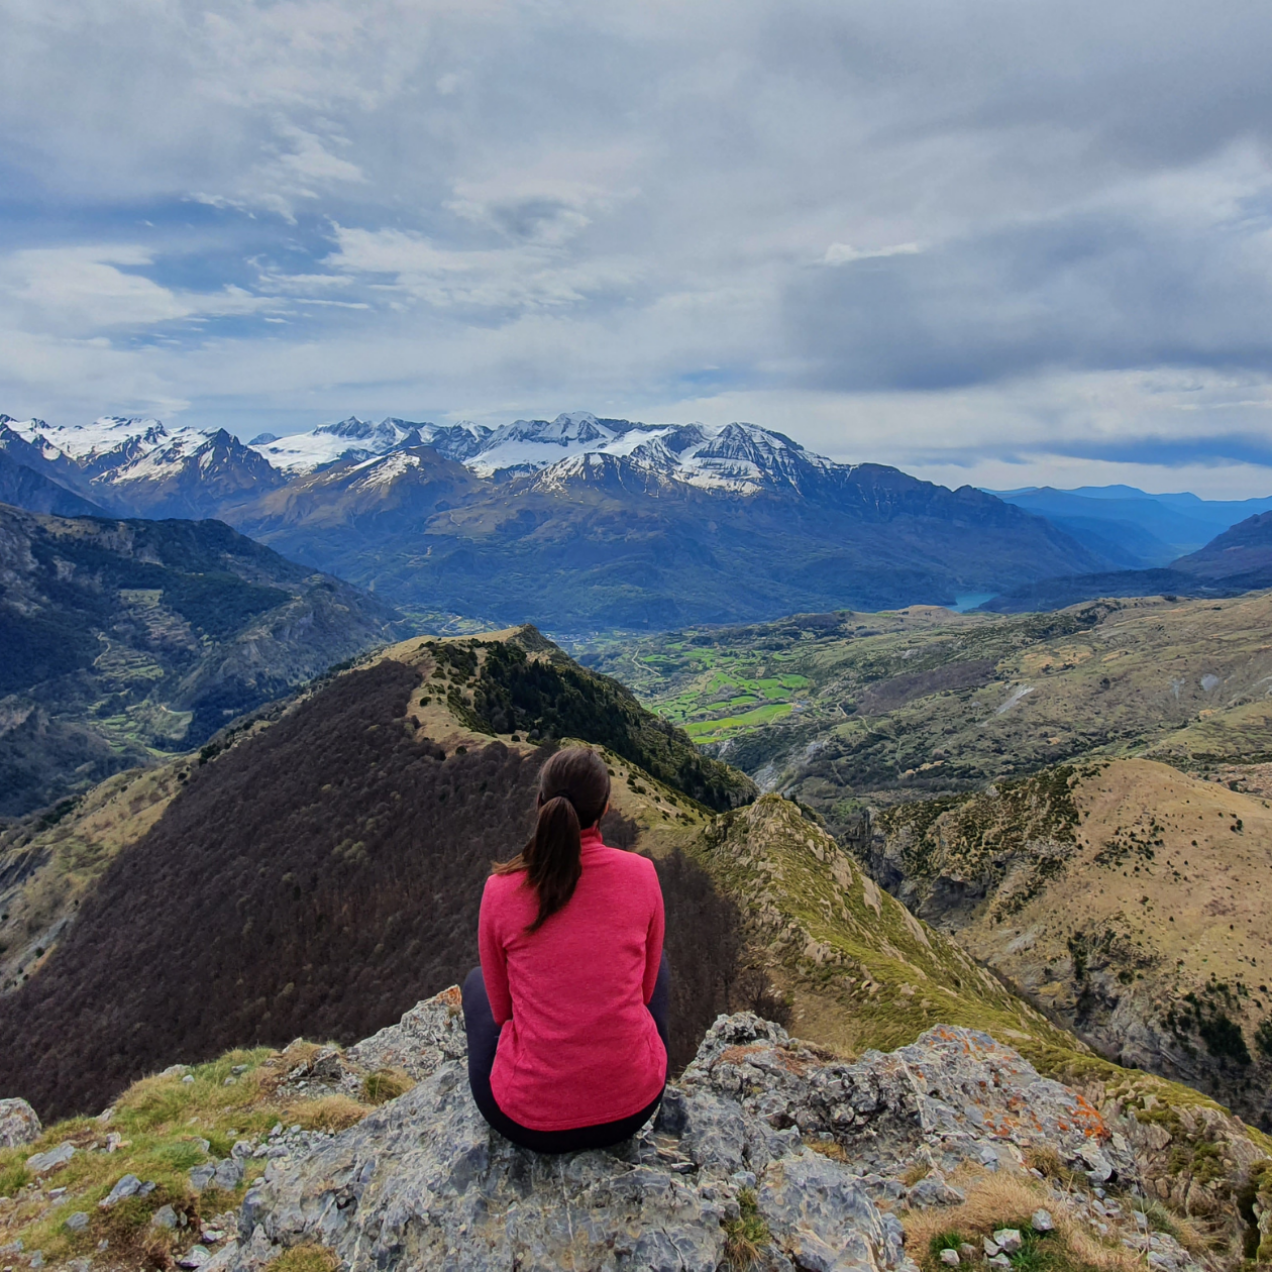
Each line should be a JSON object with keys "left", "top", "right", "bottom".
{"left": 482, "top": 868, "right": 531, "bottom": 907}
{"left": 598, "top": 843, "right": 659, "bottom": 883}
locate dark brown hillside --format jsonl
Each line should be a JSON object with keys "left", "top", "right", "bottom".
{"left": 0, "top": 658, "right": 752, "bottom": 1119}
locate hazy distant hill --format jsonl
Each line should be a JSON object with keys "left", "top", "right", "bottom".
{"left": 0, "top": 503, "right": 398, "bottom": 816}
{"left": 992, "top": 484, "right": 1272, "bottom": 564}
{"left": 0, "top": 449, "right": 106, "bottom": 518}
{"left": 2, "top": 412, "right": 1112, "bottom": 630}
{"left": 982, "top": 510, "right": 1272, "bottom": 611}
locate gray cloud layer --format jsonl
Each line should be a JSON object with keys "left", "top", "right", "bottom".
{"left": 2, "top": 0, "right": 1271, "bottom": 494}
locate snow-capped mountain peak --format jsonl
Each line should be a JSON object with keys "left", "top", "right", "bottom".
{"left": 491, "top": 417, "right": 836, "bottom": 495}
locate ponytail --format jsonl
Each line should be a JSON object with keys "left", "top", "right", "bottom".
{"left": 492, "top": 746, "right": 611, "bottom": 932}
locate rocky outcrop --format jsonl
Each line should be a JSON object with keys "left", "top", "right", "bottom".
{"left": 0, "top": 1099, "right": 40, "bottom": 1149}
{"left": 224, "top": 992, "right": 1139, "bottom": 1272}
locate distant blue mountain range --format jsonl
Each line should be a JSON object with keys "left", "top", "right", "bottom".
{"left": 985, "top": 485, "right": 1272, "bottom": 568}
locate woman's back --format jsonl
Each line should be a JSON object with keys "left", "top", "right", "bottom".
{"left": 479, "top": 824, "right": 665, "bottom": 1131}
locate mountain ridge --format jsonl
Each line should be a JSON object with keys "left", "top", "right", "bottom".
{"left": 0, "top": 502, "right": 399, "bottom": 816}
{"left": 0, "top": 411, "right": 1110, "bottom": 628}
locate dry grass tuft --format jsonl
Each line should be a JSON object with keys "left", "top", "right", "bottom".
{"left": 283, "top": 1095, "right": 368, "bottom": 1133}
{"left": 360, "top": 1067, "right": 414, "bottom": 1105}
{"left": 806, "top": 1138, "right": 849, "bottom": 1163}
{"left": 264, "top": 1243, "right": 340, "bottom": 1272}
{"left": 903, "top": 1161, "right": 932, "bottom": 1187}
{"left": 1023, "top": 1146, "right": 1082, "bottom": 1188}
{"left": 904, "top": 1170, "right": 1139, "bottom": 1272}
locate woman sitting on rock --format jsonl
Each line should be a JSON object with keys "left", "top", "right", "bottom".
{"left": 463, "top": 745, "right": 669, "bottom": 1152}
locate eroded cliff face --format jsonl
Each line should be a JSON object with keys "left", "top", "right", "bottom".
{"left": 868, "top": 760, "right": 1272, "bottom": 1131}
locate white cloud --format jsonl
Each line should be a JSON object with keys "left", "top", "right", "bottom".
{"left": 3, "top": 0, "right": 1272, "bottom": 495}
{"left": 324, "top": 224, "right": 638, "bottom": 311}
{"left": 0, "top": 246, "right": 272, "bottom": 333}
{"left": 824, "top": 242, "right": 922, "bottom": 265}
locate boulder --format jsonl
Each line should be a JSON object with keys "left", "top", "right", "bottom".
{"left": 222, "top": 992, "right": 1137, "bottom": 1272}
{"left": 0, "top": 1098, "right": 41, "bottom": 1149}
{"left": 992, "top": 1229, "right": 1023, "bottom": 1253}
{"left": 344, "top": 985, "right": 467, "bottom": 1079}
{"left": 25, "top": 1142, "right": 74, "bottom": 1174}
{"left": 99, "top": 1174, "right": 142, "bottom": 1207}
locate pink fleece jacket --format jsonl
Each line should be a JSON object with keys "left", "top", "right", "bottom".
{"left": 477, "top": 826, "right": 667, "bottom": 1131}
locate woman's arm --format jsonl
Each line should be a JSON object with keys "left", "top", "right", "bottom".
{"left": 478, "top": 880, "right": 512, "bottom": 1025}
{"left": 642, "top": 864, "right": 665, "bottom": 1004}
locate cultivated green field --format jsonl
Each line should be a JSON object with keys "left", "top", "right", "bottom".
{"left": 579, "top": 592, "right": 1272, "bottom": 835}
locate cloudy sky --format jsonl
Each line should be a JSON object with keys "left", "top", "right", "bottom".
{"left": 3, "top": 0, "right": 1272, "bottom": 497}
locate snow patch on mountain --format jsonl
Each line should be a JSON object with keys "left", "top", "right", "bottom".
{"left": 3, "top": 408, "right": 848, "bottom": 503}
{"left": 356, "top": 450, "right": 426, "bottom": 489}
{"left": 250, "top": 417, "right": 413, "bottom": 473}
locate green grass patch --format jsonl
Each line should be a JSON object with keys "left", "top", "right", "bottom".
{"left": 685, "top": 702, "right": 793, "bottom": 740}
{"left": 722, "top": 1187, "right": 770, "bottom": 1271}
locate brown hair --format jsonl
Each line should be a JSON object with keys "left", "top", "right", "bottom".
{"left": 493, "top": 746, "right": 611, "bottom": 932}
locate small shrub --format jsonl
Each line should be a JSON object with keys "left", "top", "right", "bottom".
{"left": 361, "top": 1067, "right": 413, "bottom": 1105}
{"left": 929, "top": 1231, "right": 966, "bottom": 1261}
{"left": 1197, "top": 1011, "right": 1251, "bottom": 1065}
{"left": 1024, "top": 1146, "right": 1081, "bottom": 1187}
{"left": 1255, "top": 1016, "right": 1272, "bottom": 1058}
{"left": 1131, "top": 1198, "right": 1179, "bottom": 1240}
{"left": 265, "top": 1243, "right": 339, "bottom": 1272}
{"left": 0, "top": 1160, "right": 31, "bottom": 1196}
{"left": 723, "top": 1188, "right": 770, "bottom": 1271}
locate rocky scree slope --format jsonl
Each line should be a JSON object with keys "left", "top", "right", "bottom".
{"left": 7, "top": 993, "right": 1269, "bottom": 1272}
{"left": 0, "top": 503, "right": 398, "bottom": 817}
{"left": 865, "top": 759, "right": 1272, "bottom": 1131}
{"left": 591, "top": 590, "right": 1272, "bottom": 829}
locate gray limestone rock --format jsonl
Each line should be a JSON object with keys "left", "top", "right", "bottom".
{"left": 151, "top": 1206, "right": 179, "bottom": 1230}
{"left": 62, "top": 1213, "right": 89, "bottom": 1234}
{"left": 345, "top": 985, "right": 468, "bottom": 1079}
{"left": 25, "top": 1142, "right": 74, "bottom": 1174}
{"left": 758, "top": 1154, "right": 902, "bottom": 1272}
{"left": 222, "top": 996, "right": 1143, "bottom": 1272}
{"left": 0, "top": 1099, "right": 41, "bottom": 1150}
{"left": 99, "top": 1174, "right": 141, "bottom": 1208}
{"left": 993, "top": 1229, "right": 1023, "bottom": 1253}
{"left": 1032, "top": 1209, "right": 1055, "bottom": 1233}
{"left": 906, "top": 1171, "right": 966, "bottom": 1209}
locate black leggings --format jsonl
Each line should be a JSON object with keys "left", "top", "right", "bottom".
{"left": 461, "top": 953, "right": 670, "bottom": 1153}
